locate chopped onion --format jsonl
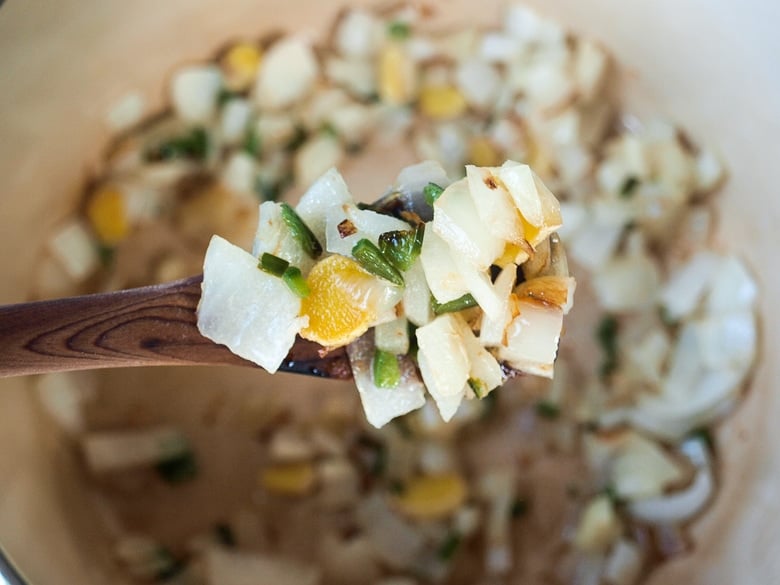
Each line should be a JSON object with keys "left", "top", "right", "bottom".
{"left": 220, "top": 98, "right": 252, "bottom": 144}
{"left": 574, "top": 495, "right": 622, "bottom": 553}
{"left": 497, "top": 299, "right": 563, "bottom": 379}
{"left": 295, "top": 168, "right": 354, "bottom": 245}
{"left": 416, "top": 315, "right": 470, "bottom": 399}
{"left": 420, "top": 229, "right": 469, "bottom": 304}
{"left": 658, "top": 251, "right": 720, "bottom": 321}
{"left": 206, "top": 548, "right": 319, "bottom": 585}
{"left": 82, "top": 426, "right": 188, "bottom": 473}
{"left": 465, "top": 165, "right": 522, "bottom": 244}
{"left": 252, "top": 202, "right": 315, "bottom": 275}
{"left": 479, "top": 265, "right": 515, "bottom": 347}
{"left": 295, "top": 135, "right": 344, "bottom": 188}
{"left": 455, "top": 58, "right": 501, "bottom": 110}
{"left": 255, "top": 37, "right": 318, "bottom": 110}
{"left": 592, "top": 250, "right": 660, "bottom": 312}
{"left": 357, "top": 495, "right": 426, "bottom": 570}
{"left": 347, "top": 333, "right": 426, "bottom": 428}
{"left": 170, "top": 65, "right": 222, "bottom": 123}
{"left": 603, "top": 539, "right": 643, "bottom": 585}
{"left": 336, "top": 9, "right": 381, "bottom": 58}
{"left": 611, "top": 432, "right": 686, "bottom": 500}
{"left": 433, "top": 178, "right": 505, "bottom": 270}
{"left": 222, "top": 151, "right": 256, "bottom": 196}
{"left": 198, "top": 235, "right": 306, "bottom": 373}
{"left": 706, "top": 255, "right": 758, "bottom": 313}
{"left": 48, "top": 220, "right": 100, "bottom": 281}
{"left": 324, "top": 204, "right": 410, "bottom": 258}
{"left": 106, "top": 91, "right": 145, "bottom": 131}
{"left": 629, "top": 438, "right": 713, "bottom": 524}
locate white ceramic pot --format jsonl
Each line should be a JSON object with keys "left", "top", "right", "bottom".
{"left": 0, "top": 0, "right": 778, "bottom": 583}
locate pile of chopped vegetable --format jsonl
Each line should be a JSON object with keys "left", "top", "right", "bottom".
{"left": 31, "top": 3, "right": 758, "bottom": 585}
{"left": 197, "top": 160, "right": 573, "bottom": 426}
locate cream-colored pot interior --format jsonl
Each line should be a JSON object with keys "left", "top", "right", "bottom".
{"left": 0, "top": 0, "right": 779, "bottom": 583}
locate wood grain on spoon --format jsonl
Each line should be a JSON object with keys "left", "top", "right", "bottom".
{"left": 0, "top": 275, "right": 351, "bottom": 379}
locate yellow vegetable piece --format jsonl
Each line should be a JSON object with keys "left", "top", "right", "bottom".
{"left": 394, "top": 473, "right": 467, "bottom": 520}
{"left": 468, "top": 137, "right": 502, "bottom": 167}
{"left": 300, "top": 255, "right": 381, "bottom": 348}
{"left": 261, "top": 462, "right": 315, "bottom": 496}
{"left": 519, "top": 213, "right": 542, "bottom": 247}
{"left": 419, "top": 85, "right": 468, "bottom": 120}
{"left": 495, "top": 243, "right": 523, "bottom": 268}
{"left": 222, "top": 42, "right": 262, "bottom": 91}
{"left": 379, "top": 43, "right": 417, "bottom": 105}
{"left": 86, "top": 186, "right": 129, "bottom": 245}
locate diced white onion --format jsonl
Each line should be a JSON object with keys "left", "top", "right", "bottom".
{"left": 296, "top": 168, "right": 354, "bottom": 245}
{"left": 603, "top": 539, "right": 643, "bottom": 585}
{"left": 220, "top": 98, "right": 252, "bottom": 144}
{"left": 48, "top": 220, "right": 100, "bottom": 281}
{"left": 206, "top": 548, "right": 320, "bottom": 585}
{"left": 416, "top": 315, "right": 470, "bottom": 399}
{"left": 629, "top": 438, "right": 714, "bottom": 524}
{"left": 222, "top": 151, "right": 256, "bottom": 197}
{"left": 433, "top": 179, "right": 504, "bottom": 270}
{"left": 347, "top": 333, "right": 426, "bottom": 429}
{"left": 375, "top": 318, "right": 410, "bottom": 355}
{"left": 106, "top": 91, "right": 145, "bottom": 131}
{"left": 295, "top": 135, "right": 344, "bottom": 188}
{"left": 252, "top": 202, "right": 315, "bottom": 275}
{"left": 170, "top": 65, "right": 222, "bottom": 123}
{"left": 198, "top": 235, "right": 306, "bottom": 373}
{"left": 82, "top": 426, "right": 188, "bottom": 473}
{"left": 420, "top": 229, "right": 469, "bottom": 304}
{"left": 658, "top": 251, "right": 720, "bottom": 320}
{"left": 255, "top": 37, "right": 318, "bottom": 110}
{"left": 324, "top": 204, "right": 410, "bottom": 258}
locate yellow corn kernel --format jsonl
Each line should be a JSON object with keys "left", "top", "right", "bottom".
{"left": 261, "top": 462, "right": 316, "bottom": 496}
{"left": 86, "top": 186, "right": 129, "bottom": 245}
{"left": 419, "top": 85, "right": 467, "bottom": 120}
{"left": 394, "top": 473, "right": 467, "bottom": 520}
{"left": 222, "top": 42, "right": 262, "bottom": 91}
{"left": 379, "top": 43, "right": 417, "bottom": 106}
{"left": 469, "top": 136, "right": 502, "bottom": 167}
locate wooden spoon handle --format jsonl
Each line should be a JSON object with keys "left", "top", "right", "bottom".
{"left": 0, "top": 276, "right": 351, "bottom": 379}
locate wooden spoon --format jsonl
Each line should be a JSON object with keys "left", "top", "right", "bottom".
{"left": 0, "top": 190, "right": 431, "bottom": 379}
{"left": 0, "top": 274, "right": 352, "bottom": 379}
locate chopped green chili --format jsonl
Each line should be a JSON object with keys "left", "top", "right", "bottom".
{"left": 438, "top": 532, "right": 462, "bottom": 561}
{"left": 258, "top": 253, "right": 289, "bottom": 277}
{"left": 423, "top": 182, "right": 445, "bottom": 205}
{"left": 373, "top": 349, "right": 401, "bottom": 389}
{"left": 144, "top": 127, "right": 209, "bottom": 162}
{"left": 432, "top": 293, "right": 478, "bottom": 314}
{"left": 352, "top": 238, "right": 405, "bottom": 286}
{"left": 242, "top": 127, "right": 261, "bottom": 157}
{"left": 535, "top": 400, "right": 561, "bottom": 420}
{"left": 620, "top": 175, "right": 641, "bottom": 198}
{"left": 596, "top": 315, "right": 619, "bottom": 380}
{"left": 468, "top": 377, "right": 488, "bottom": 399}
{"left": 378, "top": 226, "right": 424, "bottom": 272}
{"left": 387, "top": 20, "right": 411, "bottom": 39}
{"left": 282, "top": 266, "right": 310, "bottom": 298}
{"left": 155, "top": 450, "right": 198, "bottom": 484}
{"left": 280, "top": 203, "right": 323, "bottom": 259}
